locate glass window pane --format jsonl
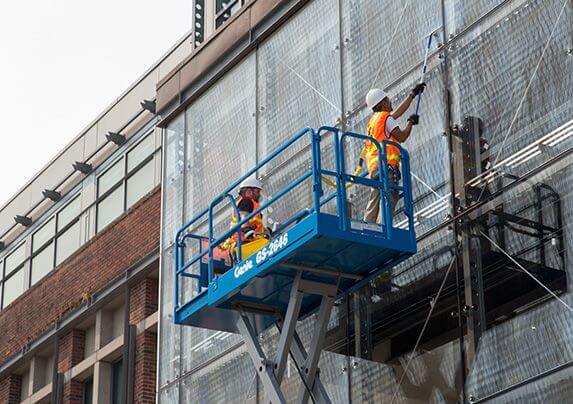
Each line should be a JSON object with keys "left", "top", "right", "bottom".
{"left": 56, "top": 221, "right": 81, "bottom": 265}
{"left": 5, "top": 242, "right": 26, "bottom": 275}
{"left": 112, "top": 360, "right": 123, "bottom": 404}
{"left": 444, "top": 0, "right": 506, "bottom": 37}
{"left": 98, "top": 158, "right": 124, "bottom": 197}
{"left": 127, "top": 134, "right": 155, "bottom": 172}
{"left": 32, "top": 218, "right": 55, "bottom": 253}
{"left": 57, "top": 196, "right": 81, "bottom": 230}
{"left": 186, "top": 53, "right": 257, "bottom": 220}
{"left": 341, "top": 0, "right": 442, "bottom": 111}
{"left": 83, "top": 377, "right": 93, "bottom": 404}
{"left": 3, "top": 268, "right": 25, "bottom": 307}
{"left": 448, "top": 0, "right": 573, "bottom": 189}
{"left": 97, "top": 186, "right": 124, "bottom": 232}
{"left": 126, "top": 160, "right": 155, "bottom": 208}
{"left": 257, "top": 0, "right": 341, "bottom": 161}
{"left": 256, "top": 0, "right": 340, "bottom": 227}
{"left": 31, "top": 243, "right": 54, "bottom": 286}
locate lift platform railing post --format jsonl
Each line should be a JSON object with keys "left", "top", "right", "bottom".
{"left": 399, "top": 146, "right": 416, "bottom": 242}
{"left": 334, "top": 128, "right": 347, "bottom": 230}
{"left": 312, "top": 127, "right": 326, "bottom": 214}
{"left": 380, "top": 139, "right": 392, "bottom": 240}
{"left": 208, "top": 192, "right": 241, "bottom": 281}
{"left": 174, "top": 232, "right": 206, "bottom": 310}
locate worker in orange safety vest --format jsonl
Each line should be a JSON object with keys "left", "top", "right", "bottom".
{"left": 231, "top": 177, "right": 267, "bottom": 242}
{"left": 221, "top": 177, "right": 271, "bottom": 263}
{"left": 358, "top": 84, "right": 425, "bottom": 224}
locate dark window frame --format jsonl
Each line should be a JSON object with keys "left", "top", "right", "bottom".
{"left": 3, "top": 241, "right": 27, "bottom": 278}
{"left": 1, "top": 265, "right": 26, "bottom": 309}
{"left": 29, "top": 194, "right": 83, "bottom": 287}
{"left": 96, "top": 133, "right": 155, "bottom": 232}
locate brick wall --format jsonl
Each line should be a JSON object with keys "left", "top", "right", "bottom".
{"left": 57, "top": 329, "right": 85, "bottom": 373}
{"left": 58, "top": 329, "right": 86, "bottom": 404}
{"left": 129, "top": 278, "right": 159, "bottom": 325}
{"left": 133, "top": 331, "right": 157, "bottom": 404}
{"left": 130, "top": 276, "right": 158, "bottom": 403}
{"left": 0, "top": 374, "right": 21, "bottom": 404}
{"left": 62, "top": 380, "right": 83, "bottom": 404}
{"left": 0, "top": 188, "right": 161, "bottom": 365}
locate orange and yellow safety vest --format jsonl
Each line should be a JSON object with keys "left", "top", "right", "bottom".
{"left": 364, "top": 111, "right": 401, "bottom": 173}
{"left": 231, "top": 196, "right": 264, "bottom": 242}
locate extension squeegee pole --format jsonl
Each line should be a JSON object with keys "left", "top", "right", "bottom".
{"left": 414, "top": 33, "right": 434, "bottom": 116}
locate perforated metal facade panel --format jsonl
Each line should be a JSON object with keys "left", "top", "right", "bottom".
{"left": 160, "top": 0, "right": 573, "bottom": 402}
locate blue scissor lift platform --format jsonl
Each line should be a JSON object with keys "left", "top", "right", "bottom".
{"left": 174, "top": 127, "right": 417, "bottom": 403}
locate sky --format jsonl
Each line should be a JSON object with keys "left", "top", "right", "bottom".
{"left": 0, "top": 0, "right": 192, "bottom": 207}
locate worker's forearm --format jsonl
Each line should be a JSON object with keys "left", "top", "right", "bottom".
{"left": 393, "top": 95, "right": 414, "bottom": 119}
{"left": 400, "top": 122, "right": 413, "bottom": 142}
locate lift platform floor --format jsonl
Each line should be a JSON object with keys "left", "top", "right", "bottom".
{"left": 175, "top": 212, "right": 416, "bottom": 334}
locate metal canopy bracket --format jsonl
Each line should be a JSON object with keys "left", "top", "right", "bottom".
{"left": 236, "top": 272, "right": 337, "bottom": 404}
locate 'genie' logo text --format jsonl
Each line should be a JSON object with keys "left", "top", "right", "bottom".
{"left": 233, "top": 232, "right": 290, "bottom": 279}
{"left": 234, "top": 259, "right": 254, "bottom": 278}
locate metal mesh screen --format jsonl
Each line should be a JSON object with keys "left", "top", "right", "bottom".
{"left": 159, "top": 117, "right": 185, "bottom": 388}
{"left": 162, "top": 115, "right": 186, "bottom": 248}
{"left": 444, "top": 0, "right": 507, "bottom": 36}
{"left": 350, "top": 340, "right": 461, "bottom": 403}
{"left": 341, "top": 0, "right": 442, "bottom": 111}
{"left": 448, "top": 0, "right": 573, "bottom": 187}
{"left": 180, "top": 346, "right": 258, "bottom": 403}
{"left": 181, "top": 326, "right": 242, "bottom": 375}
{"left": 185, "top": 54, "right": 257, "bottom": 219}
{"left": 257, "top": 0, "right": 341, "bottom": 167}
{"left": 159, "top": 249, "right": 183, "bottom": 388}
{"left": 465, "top": 162, "right": 573, "bottom": 399}
{"left": 486, "top": 365, "right": 573, "bottom": 402}
{"left": 178, "top": 54, "right": 257, "bottom": 376}
{"left": 159, "top": 0, "right": 573, "bottom": 402}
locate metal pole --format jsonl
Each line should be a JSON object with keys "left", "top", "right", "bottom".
{"left": 415, "top": 33, "right": 434, "bottom": 115}
{"left": 438, "top": 0, "right": 468, "bottom": 393}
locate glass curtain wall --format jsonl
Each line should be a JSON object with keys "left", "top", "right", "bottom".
{"left": 159, "top": 0, "right": 573, "bottom": 402}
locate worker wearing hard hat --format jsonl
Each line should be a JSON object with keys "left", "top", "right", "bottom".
{"left": 222, "top": 177, "right": 271, "bottom": 262}
{"left": 360, "top": 84, "right": 425, "bottom": 224}
{"left": 232, "top": 177, "right": 267, "bottom": 241}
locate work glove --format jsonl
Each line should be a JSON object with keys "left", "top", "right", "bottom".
{"left": 353, "top": 166, "right": 363, "bottom": 177}
{"left": 410, "top": 83, "right": 426, "bottom": 98}
{"left": 244, "top": 230, "right": 256, "bottom": 240}
{"left": 221, "top": 238, "right": 235, "bottom": 251}
{"left": 407, "top": 114, "right": 420, "bottom": 125}
{"left": 241, "top": 225, "right": 256, "bottom": 234}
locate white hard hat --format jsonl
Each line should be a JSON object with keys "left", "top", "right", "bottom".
{"left": 239, "top": 176, "right": 263, "bottom": 190}
{"left": 365, "top": 88, "right": 388, "bottom": 110}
